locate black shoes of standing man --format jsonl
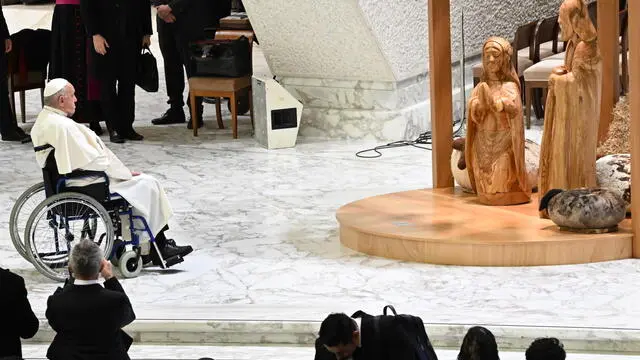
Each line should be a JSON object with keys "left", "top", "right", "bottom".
{"left": 1, "top": 126, "right": 31, "bottom": 143}
{"left": 152, "top": 106, "right": 203, "bottom": 129}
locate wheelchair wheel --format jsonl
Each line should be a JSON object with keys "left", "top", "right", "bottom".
{"left": 24, "top": 192, "right": 114, "bottom": 282}
{"left": 9, "top": 182, "right": 46, "bottom": 262}
{"left": 118, "top": 250, "right": 143, "bottom": 278}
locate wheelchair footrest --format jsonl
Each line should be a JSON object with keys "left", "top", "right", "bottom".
{"left": 164, "top": 254, "right": 184, "bottom": 268}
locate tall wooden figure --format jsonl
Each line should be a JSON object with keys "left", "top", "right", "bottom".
{"left": 465, "top": 37, "right": 530, "bottom": 206}
{"left": 538, "top": 0, "right": 602, "bottom": 216}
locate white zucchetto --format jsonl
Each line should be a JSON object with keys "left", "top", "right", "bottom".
{"left": 43, "top": 78, "right": 70, "bottom": 97}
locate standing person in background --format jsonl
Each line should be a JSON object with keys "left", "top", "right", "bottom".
{"left": 0, "top": 266, "right": 40, "bottom": 359}
{"left": 0, "top": 3, "right": 30, "bottom": 142}
{"left": 49, "top": 0, "right": 104, "bottom": 136}
{"left": 151, "top": 0, "right": 231, "bottom": 129}
{"left": 80, "top": 0, "right": 152, "bottom": 144}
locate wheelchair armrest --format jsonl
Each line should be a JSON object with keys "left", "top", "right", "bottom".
{"left": 57, "top": 170, "right": 110, "bottom": 193}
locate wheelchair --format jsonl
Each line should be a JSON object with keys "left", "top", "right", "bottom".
{"left": 9, "top": 144, "right": 183, "bottom": 282}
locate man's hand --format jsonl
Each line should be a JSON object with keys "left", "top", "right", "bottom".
{"left": 100, "top": 259, "right": 114, "bottom": 280}
{"left": 142, "top": 35, "right": 151, "bottom": 48}
{"left": 131, "top": 171, "right": 141, "bottom": 176}
{"left": 156, "top": 5, "right": 173, "bottom": 21}
{"left": 93, "top": 34, "right": 109, "bottom": 55}
{"left": 4, "top": 39, "right": 12, "bottom": 54}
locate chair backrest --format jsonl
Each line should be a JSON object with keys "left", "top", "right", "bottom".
{"left": 534, "top": 16, "right": 560, "bottom": 62}
{"left": 8, "top": 28, "right": 51, "bottom": 89}
{"left": 512, "top": 20, "right": 538, "bottom": 71}
{"left": 40, "top": 148, "right": 61, "bottom": 198}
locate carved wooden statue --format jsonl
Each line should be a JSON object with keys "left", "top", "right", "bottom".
{"left": 538, "top": 0, "right": 602, "bottom": 216}
{"left": 465, "top": 37, "right": 530, "bottom": 206}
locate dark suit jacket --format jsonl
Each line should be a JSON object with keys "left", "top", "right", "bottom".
{"left": 45, "top": 277, "right": 136, "bottom": 360}
{"left": 153, "top": 0, "right": 231, "bottom": 40}
{"left": 314, "top": 312, "right": 417, "bottom": 360}
{"left": 80, "top": 0, "right": 152, "bottom": 78}
{"left": 0, "top": 268, "right": 40, "bottom": 358}
{"left": 0, "top": 3, "right": 9, "bottom": 41}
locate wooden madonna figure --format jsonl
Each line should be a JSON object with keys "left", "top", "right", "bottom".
{"left": 465, "top": 37, "right": 531, "bottom": 206}
{"left": 538, "top": 0, "right": 602, "bottom": 217}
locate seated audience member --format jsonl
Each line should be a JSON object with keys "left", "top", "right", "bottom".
{"left": 30, "top": 78, "right": 192, "bottom": 265}
{"left": 0, "top": 267, "right": 39, "bottom": 359}
{"left": 46, "top": 239, "right": 135, "bottom": 360}
{"left": 314, "top": 312, "right": 428, "bottom": 360}
{"left": 457, "top": 326, "right": 499, "bottom": 360}
{"left": 525, "top": 337, "right": 566, "bottom": 360}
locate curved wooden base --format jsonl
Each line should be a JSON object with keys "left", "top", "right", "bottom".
{"left": 336, "top": 188, "right": 633, "bottom": 266}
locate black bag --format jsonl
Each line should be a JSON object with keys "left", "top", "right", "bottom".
{"left": 189, "top": 36, "right": 251, "bottom": 77}
{"left": 136, "top": 47, "right": 159, "bottom": 92}
{"left": 375, "top": 305, "right": 439, "bottom": 360}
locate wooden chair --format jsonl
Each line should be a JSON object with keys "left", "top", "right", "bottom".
{"left": 473, "top": 20, "right": 538, "bottom": 91}
{"left": 7, "top": 29, "right": 50, "bottom": 123}
{"left": 188, "top": 31, "right": 254, "bottom": 138}
{"left": 619, "top": 7, "right": 629, "bottom": 95}
{"left": 522, "top": 53, "right": 564, "bottom": 129}
{"left": 528, "top": 16, "right": 560, "bottom": 120}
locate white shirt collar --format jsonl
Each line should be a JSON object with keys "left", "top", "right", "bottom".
{"left": 43, "top": 105, "right": 68, "bottom": 116}
{"left": 355, "top": 317, "right": 362, "bottom": 347}
{"left": 74, "top": 279, "right": 101, "bottom": 286}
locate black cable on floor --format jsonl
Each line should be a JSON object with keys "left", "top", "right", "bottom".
{"left": 355, "top": 118, "right": 465, "bottom": 159}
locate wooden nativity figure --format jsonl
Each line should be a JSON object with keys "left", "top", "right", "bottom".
{"left": 538, "top": 0, "right": 602, "bottom": 216}
{"left": 465, "top": 37, "right": 531, "bottom": 206}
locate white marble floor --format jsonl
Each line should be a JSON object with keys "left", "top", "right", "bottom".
{"left": 3, "top": 4, "right": 640, "bottom": 351}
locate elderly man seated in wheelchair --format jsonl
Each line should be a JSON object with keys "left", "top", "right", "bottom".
{"left": 27, "top": 78, "right": 192, "bottom": 278}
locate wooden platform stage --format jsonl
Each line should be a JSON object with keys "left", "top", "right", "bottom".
{"left": 336, "top": 188, "right": 633, "bottom": 266}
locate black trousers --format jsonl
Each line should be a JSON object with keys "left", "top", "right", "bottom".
{"left": 99, "top": 45, "right": 138, "bottom": 134}
{"left": 0, "top": 51, "right": 18, "bottom": 136}
{"left": 157, "top": 17, "right": 203, "bottom": 115}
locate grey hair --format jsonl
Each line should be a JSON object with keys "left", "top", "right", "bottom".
{"left": 69, "top": 239, "right": 103, "bottom": 277}
{"left": 43, "top": 86, "right": 68, "bottom": 107}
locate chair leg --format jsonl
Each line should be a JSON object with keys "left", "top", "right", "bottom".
{"left": 230, "top": 92, "right": 238, "bottom": 139}
{"left": 525, "top": 84, "right": 532, "bottom": 129}
{"left": 20, "top": 91, "right": 26, "bottom": 123}
{"left": 249, "top": 88, "right": 254, "bottom": 132}
{"left": 9, "top": 91, "right": 16, "bottom": 123}
{"left": 40, "top": 88, "right": 45, "bottom": 107}
{"left": 215, "top": 98, "right": 224, "bottom": 129}
{"left": 190, "top": 92, "right": 198, "bottom": 136}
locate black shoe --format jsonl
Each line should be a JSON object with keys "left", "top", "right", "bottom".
{"left": 144, "top": 240, "right": 193, "bottom": 266}
{"left": 124, "top": 129, "right": 144, "bottom": 141}
{"left": 2, "top": 131, "right": 28, "bottom": 142}
{"left": 187, "top": 117, "right": 204, "bottom": 129}
{"left": 90, "top": 122, "right": 104, "bottom": 135}
{"left": 110, "top": 132, "right": 125, "bottom": 143}
{"left": 162, "top": 241, "right": 193, "bottom": 259}
{"left": 152, "top": 108, "right": 186, "bottom": 125}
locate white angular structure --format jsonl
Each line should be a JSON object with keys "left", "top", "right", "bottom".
{"left": 252, "top": 77, "right": 303, "bottom": 149}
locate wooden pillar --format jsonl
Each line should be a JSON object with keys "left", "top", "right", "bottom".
{"left": 428, "top": 0, "right": 454, "bottom": 188}
{"left": 597, "top": 0, "right": 619, "bottom": 143}
{"left": 629, "top": 0, "right": 640, "bottom": 257}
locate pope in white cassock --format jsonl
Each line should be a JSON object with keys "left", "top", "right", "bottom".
{"left": 31, "top": 78, "right": 193, "bottom": 266}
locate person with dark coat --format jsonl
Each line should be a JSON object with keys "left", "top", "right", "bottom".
{"left": 314, "top": 312, "right": 426, "bottom": 360}
{"left": 0, "top": 267, "right": 40, "bottom": 359}
{"left": 150, "top": 0, "right": 231, "bottom": 129}
{"left": 80, "top": 0, "right": 152, "bottom": 143}
{"left": 0, "top": 3, "right": 30, "bottom": 142}
{"left": 49, "top": 0, "right": 104, "bottom": 135}
{"left": 46, "top": 239, "right": 136, "bottom": 360}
